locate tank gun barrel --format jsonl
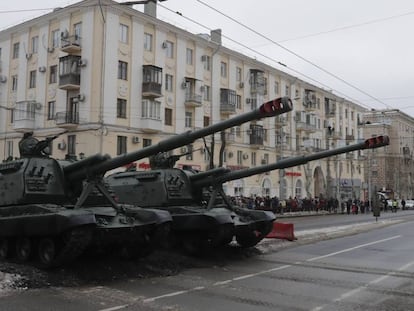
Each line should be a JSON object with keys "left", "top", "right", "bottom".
{"left": 65, "top": 97, "right": 292, "bottom": 182}
{"left": 193, "top": 135, "right": 389, "bottom": 188}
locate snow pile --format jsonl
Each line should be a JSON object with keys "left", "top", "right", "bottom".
{"left": 0, "top": 271, "right": 25, "bottom": 296}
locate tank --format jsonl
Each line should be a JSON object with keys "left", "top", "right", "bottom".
{"left": 106, "top": 135, "right": 389, "bottom": 251}
{"left": 0, "top": 96, "right": 292, "bottom": 267}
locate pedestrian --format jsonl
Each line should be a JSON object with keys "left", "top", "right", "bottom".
{"left": 401, "top": 198, "right": 406, "bottom": 210}
{"left": 392, "top": 199, "right": 398, "bottom": 213}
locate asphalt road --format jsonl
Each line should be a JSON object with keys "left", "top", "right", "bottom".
{"left": 1, "top": 211, "right": 414, "bottom": 311}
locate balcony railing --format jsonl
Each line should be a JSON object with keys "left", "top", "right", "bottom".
{"left": 55, "top": 111, "right": 79, "bottom": 128}
{"left": 184, "top": 92, "right": 203, "bottom": 107}
{"left": 60, "top": 35, "right": 81, "bottom": 53}
{"left": 142, "top": 82, "right": 162, "bottom": 98}
{"left": 220, "top": 103, "right": 236, "bottom": 114}
{"left": 59, "top": 73, "right": 80, "bottom": 90}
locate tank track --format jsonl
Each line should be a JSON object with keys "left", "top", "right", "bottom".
{"left": 41, "top": 226, "right": 93, "bottom": 268}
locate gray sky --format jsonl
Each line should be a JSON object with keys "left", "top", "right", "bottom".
{"left": 2, "top": 0, "right": 414, "bottom": 115}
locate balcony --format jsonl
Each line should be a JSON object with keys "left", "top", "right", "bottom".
{"left": 303, "top": 90, "right": 317, "bottom": 111}
{"left": 249, "top": 69, "right": 265, "bottom": 95}
{"left": 12, "top": 101, "right": 37, "bottom": 132}
{"left": 59, "top": 55, "right": 81, "bottom": 90}
{"left": 140, "top": 117, "right": 162, "bottom": 133}
{"left": 296, "top": 121, "right": 317, "bottom": 132}
{"left": 60, "top": 35, "right": 81, "bottom": 53}
{"left": 226, "top": 132, "right": 236, "bottom": 143}
{"left": 142, "top": 82, "right": 162, "bottom": 97}
{"left": 346, "top": 134, "right": 355, "bottom": 142}
{"left": 55, "top": 111, "right": 79, "bottom": 128}
{"left": 275, "top": 116, "right": 287, "bottom": 128}
{"left": 249, "top": 124, "right": 264, "bottom": 146}
{"left": 220, "top": 88, "right": 237, "bottom": 114}
{"left": 13, "top": 118, "right": 35, "bottom": 132}
{"left": 184, "top": 92, "right": 203, "bottom": 108}
{"left": 142, "top": 65, "right": 163, "bottom": 98}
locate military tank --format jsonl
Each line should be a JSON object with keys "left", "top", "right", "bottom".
{"left": 0, "top": 96, "right": 292, "bottom": 267}
{"left": 106, "top": 135, "right": 389, "bottom": 251}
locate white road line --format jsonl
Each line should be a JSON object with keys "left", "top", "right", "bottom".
{"left": 100, "top": 235, "right": 401, "bottom": 311}
{"left": 307, "top": 235, "right": 401, "bottom": 262}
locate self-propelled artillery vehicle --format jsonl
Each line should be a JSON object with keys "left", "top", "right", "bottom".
{"left": 0, "top": 96, "right": 292, "bottom": 267}
{"left": 107, "top": 135, "right": 389, "bottom": 251}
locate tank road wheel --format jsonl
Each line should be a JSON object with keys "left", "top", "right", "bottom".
{"left": 15, "top": 237, "right": 33, "bottom": 262}
{"left": 37, "top": 238, "right": 57, "bottom": 268}
{"left": 236, "top": 222, "right": 274, "bottom": 248}
{"left": 0, "top": 238, "right": 9, "bottom": 260}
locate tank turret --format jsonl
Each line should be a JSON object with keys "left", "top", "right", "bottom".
{"left": 0, "top": 97, "right": 292, "bottom": 266}
{"left": 106, "top": 136, "right": 389, "bottom": 251}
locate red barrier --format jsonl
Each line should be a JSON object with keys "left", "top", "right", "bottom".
{"left": 266, "top": 222, "right": 297, "bottom": 241}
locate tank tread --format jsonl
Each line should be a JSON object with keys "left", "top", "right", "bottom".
{"left": 42, "top": 226, "right": 93, "bottom": 268}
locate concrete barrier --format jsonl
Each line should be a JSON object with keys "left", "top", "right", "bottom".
{"left": 266, "top": 222, "right": 297, "bottom": 241}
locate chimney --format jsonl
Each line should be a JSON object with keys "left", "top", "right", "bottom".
{"left": 144, "top": 0, "right": 157, "bottom": 17}
{"left": 210, "top": 29, "right": 222, "bottom": 45}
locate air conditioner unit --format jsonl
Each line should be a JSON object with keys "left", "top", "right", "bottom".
{"left": 57, "top": 142, "right": 66, "bottom": 150}
{"left": 228, "top": 151, "right": 234, "bottom": 158}
{"left": 0, "top": 75, "right": 7, "bottom": 83}
{"left": 34, "top": 102, "right": 42, "bottom": 110}
{"left": 77, "top": 94, "right": 85, "bottom": 102}
{"left": 261, "top": 159, "right": 267, "bottom": 165}
{"left": 181, "top": 81, "right": 188, "bottom": 89}
{"left": 181, "top": 146, "right": 188, "bottom": 153}
{"left": 38, "top": 66, "right": 47, "bottom": 73}
{"left": 162, "top": 41, "right": 168, "bottom": 49}
{"left": 78, "top": 59, "right": 87, "bottom": 67}
{"left": 47, "top": 47, "right": 55, "bottom": 53}
{"left": 246, "top": 129, "right": 253, "bottom": 135}
{"left": 25, "top": 53, "right": 32, "bottom": 60}
{"left": 132, "top": 136, "right": 140, "bottom": 144}
{"left": 238, "top": 82, "right": 244, "bottom": 89}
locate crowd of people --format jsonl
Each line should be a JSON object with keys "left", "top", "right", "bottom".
{"left": 229, "top": 195, "right": 376, "bottom": 215}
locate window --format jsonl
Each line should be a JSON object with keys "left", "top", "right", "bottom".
{"left": 237, "top": 150, "right": 243, "bottom": 165}
{"left": 11, "top": 75, "right": 18, "bottom": 92}
{"left": 185, "top": 144, "right": 193, "bottom": 161}
{"left": 251, "top": 152, "right": 256, "bottom": 166}
{"left": 274, "top": 81, "right": 279, "bottom": 95}
{"left": 31, "top": 36, "right": 39, "bottom": 54}
{"left": 117, "top": 136, "right": 127, "bottom": 155}
{"left": 47, "top": 101, "right": 55, "bottom": 120}
{"left": 117, "top": 98, "right": 127, "bottom": 118}
{"left": 203, "top": 85, "right": 211, "bottom": 101}
{"left": 165, "top": 108, "right": 172, "bottom": 126}
{"left": 49, "top": 65, "right": 57, "bottom": 84}
{"left": 185, "top": 111, "right": 193, "bottom": 128}
{"left": 74, "top": 22, "right": 82, "bottom": 40}
{"left": 236, "top": 95, "right": 241, "bottom": 109}
{"left": 203, "top": 55, "right": 211, "bottom": 71}
{"left": 204, "top": 116, "right": 210, "bottom": 127}
{"left": 118, "top": 61, "right": 128, "bottom": 80}
{"left": 68, "top": 135, "right": 76, "bottom": 156}
{"left": 143, "top": 138, "right": 152, "bottom": 147}
{"left": 142, "top": 100, "right": 161, "bottom": 119}
{"left": 13, "top": 42, "right": 19, "bottom": 59}
{"left": 220, "top": 62, "right": 227, "bottom": 78}
{"left": 52, "top": 29, "right": 60, "bottom": 48}
{"left": 29, "top": 70, "right": 36, "bottom": 88}
{"left": 165, "top": 74, "right": 173, "bottom": 92}
{"left": 6, "top": 141, "right": 13, "bottom": 158}
{"left": 119, "top": 24, "right": 129, "bottom": 44}
{"left": 236, "top": 67, "right": 242, "bottom": 82}
{"left": 186, "top": 48, "right": 193, "bottom": 65}
{"left": 285, "top": 85, "right": 289, "bottom": 96}
{"left": 144, "top": 33, "right": 152, "bottom": 51}
{"left": 165, "top": 40, "right": 174, "bottom": 58}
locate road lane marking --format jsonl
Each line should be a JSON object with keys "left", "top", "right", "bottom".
{"left": 99, "top": 235, "right": 401, "bottom": 310}
{"left": 307, "top": 235, "right": 401, "bottom": 262}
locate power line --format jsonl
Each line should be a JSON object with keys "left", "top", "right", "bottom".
{"left": 190, "top": 0, "right": 392, "bottom": 110}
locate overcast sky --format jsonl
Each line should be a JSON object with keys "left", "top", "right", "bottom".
{"left": 1, "top": 0, "right": 414, "bottom": 115}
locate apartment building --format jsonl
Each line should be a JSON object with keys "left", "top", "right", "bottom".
{"left": 362, "top": 109, "right": 414, "bottom": 201}
{"left": 0, "top": 0, "right": 367, "bottom": 201}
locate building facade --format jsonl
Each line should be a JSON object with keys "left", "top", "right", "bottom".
{"left": 0, "top": 0, "right": 368, "bottom": 202}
